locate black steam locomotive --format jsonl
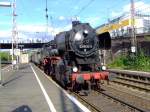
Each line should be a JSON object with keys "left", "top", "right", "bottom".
{"left": 31, "top": 21, "right": 111, "bottom": 92}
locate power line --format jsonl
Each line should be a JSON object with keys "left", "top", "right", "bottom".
{"left": 75, "top": 0, "right": 95, "bottom": 16}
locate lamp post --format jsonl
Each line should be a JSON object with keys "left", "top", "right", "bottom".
{"left": 0, "top": 1, "right": 11, "bottom": 86}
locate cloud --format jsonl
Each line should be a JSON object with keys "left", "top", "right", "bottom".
{"left": 18, "top": 24, "right": 49, "bottom": 32}
{"left": 69, "top": 16, "right": 80, "bottom": 22}
{"left": 0, "top": 22, "right": 11, "bottom": 26}
{"left": 0, "top": 30, "right": 11, "bottom": 38}
{"left": 123, "top": 1, "right": 150, "bottom": 12}
{"left": 59, "top": 16, "right": 65, "bottom": 20}
{"left": 111, "top": 11, "right": 123, "bottom": 18}
{"left": 0, "top": 2, "right": 11, "bottom": 7}
{"left": 74, "top": 6, "right": 79, "bottom": 10}
{"left": 49, "top": 24, "right": 72, "bottom": 36}
{"left": 58, "top": 16, "right": 80, "bottom": 23}
{"left": 0, "top": 22, "right": 72, "bottom": 43}
{"left": 18, "top": 23, "right": 72, "bottom": 37}
{"left": 111, "top": 1, "right": 150, "bottom": 18}
{"left": 82, "top": 16, "right": 100, "bottom": 27}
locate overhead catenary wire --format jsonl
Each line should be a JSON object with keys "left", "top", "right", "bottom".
{"left": 75, "top": 0, "right": 95, "bottom": 17}
{"left": 67, "top": 0, "right": 81, "bottom": 16}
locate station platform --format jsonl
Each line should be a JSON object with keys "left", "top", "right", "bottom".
{"left": 0, "top": 64, "right": 91, "bottom": 112}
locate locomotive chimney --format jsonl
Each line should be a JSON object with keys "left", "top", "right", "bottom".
{"left": 72, "top": 21, "right": 80, "bottom": 27}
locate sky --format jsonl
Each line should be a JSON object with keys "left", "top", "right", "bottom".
{"left": 0, "top": 0, "right": 150, "bottom": 42}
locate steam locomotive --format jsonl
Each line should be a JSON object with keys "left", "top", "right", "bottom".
{"left": 31, "top": 21, "right": 111, "bottom": 92}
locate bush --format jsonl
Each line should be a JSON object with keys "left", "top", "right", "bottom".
{"left": 108, "top": 51, "right": 150, "bottom": 72}
{"left": 108, "top": 55, "right": 126, "bottom": 69}
{"left": 0, "top": 52, "right": 11, "bottom": 61}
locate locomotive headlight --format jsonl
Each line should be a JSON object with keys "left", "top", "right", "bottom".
{"left": 84, "top": 30, "right": 88, "bottom": 34}
{"left": 74, "top": 32, "right": 82, "bottom": 41}
{"left": 102, "top": 66, "right": 106, "bottom": 71}
{"left": 73, "top": 66, "right": 78, "bottom": 72}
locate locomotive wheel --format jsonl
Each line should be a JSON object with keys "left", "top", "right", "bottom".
{"left": 87, "top": 81, "right": 91, "bottom": 93}
{"left": 72, "top": 81, "right": 80, "bottom": 93}
{"left": 51, "top": 65, "right": 57, "bottom": 79}
{"left": 83, "top": 81, "right": 91, "bottom": 91}
{"left": 95, "top": 79, "right": 101, "bottom": 90}
{"left": 71, "top": 81, "right": 76, "bottom": 92}
{"left": 81, "top": 81, "right": 91, "bottom": 95}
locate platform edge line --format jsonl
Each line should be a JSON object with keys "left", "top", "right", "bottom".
{"left": 30, "top": 64, "right": 57, "bottom": 112}
{"left": 33, "top": 64, "right": 91, "bottom": 112}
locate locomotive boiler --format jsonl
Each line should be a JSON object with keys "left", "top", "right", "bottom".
{"left": 53, "top": 21, "right": 111, "bottom": 91}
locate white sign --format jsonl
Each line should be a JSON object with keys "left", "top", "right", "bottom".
{"left": 12, "top": 60, "right": 17, "bottom": 65}
{"left": 14, "top": 49, "right": 21, "bottom": 56}
{"left": 131, "top": 46, "right": 136, "bottom": 53}
{"left": 10, "top": 49, "right": 20, "bottom": 56}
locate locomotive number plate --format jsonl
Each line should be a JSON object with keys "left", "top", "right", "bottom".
{"left": 79, "top": 45, "right": 92, "bottom": 48}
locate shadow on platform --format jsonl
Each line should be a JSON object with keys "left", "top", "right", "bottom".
{"left": 19, "top": 64, "right": 30, "bottom": 70}
{"left": 3, "top": 74, "right": 23, "bottom": 86}
{"left": 12, "top": 105, "right": 32, "bottom": 112}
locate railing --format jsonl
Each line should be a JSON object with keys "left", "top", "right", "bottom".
{"left": 111, "top": 27, "right": 150, "bottom": 38}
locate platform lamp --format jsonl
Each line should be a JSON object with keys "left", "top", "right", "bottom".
{"left": 0, "top": 2, "right": 11, "bottom": 85}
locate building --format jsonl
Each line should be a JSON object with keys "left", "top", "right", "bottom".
{"left": 96, "top": 12, "right": 150, "bottom": 38}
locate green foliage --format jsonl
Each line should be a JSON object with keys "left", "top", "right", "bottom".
{"left": 108, "top": 51, "right": 150, "bottom": 72}
{"left": 108, "top": 55, "right": 126, "bottom": 69}
{"left": 0, "top": 52, "right": 11, "bottom": 61}
{"left": 144, "top": 36, "right": 150, "bottom": 41}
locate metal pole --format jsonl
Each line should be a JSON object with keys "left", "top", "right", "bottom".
{"left": 45, "top": 0, "right": 49, "bottom": 42}
{"left": 0, "top": 54, "right": 2, "bottom": 86}
{"left": 12, "top": 0, "right": 14, "bottom": 69}
{"left": 46, "top": 0, "right": 48, "bottom": 32}
{"left": 12, "top": 0, "right": 17, "bottom": 69}
{"left": 130, "top": 0, "right": 137, "bottom": 54}
{"left": 0, "top": 2, "right": 11, "bottom": 86}
{"left": 103, "top": 50, "right": 106, "bottom": 65}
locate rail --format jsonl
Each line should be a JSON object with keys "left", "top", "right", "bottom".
{"left": 73, "top": 89, "right": 147, "bottom": 112}
{"left": 72, "top": 92, "right": 103, "bottom": 112}
{"left": 96, "top": 90, "right": 147, "bottom": 112}
{"left": 108, "top": 69, "right": 150, "bottom": 78}
{"left": 108, "top": 69, "right": 150, "bottom": 92}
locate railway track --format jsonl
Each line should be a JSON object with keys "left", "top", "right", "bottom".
{"left": 71, "top": 92, "right": 103, "bottom": 112}
{"left": 37, "top": 64, "right": 150, "bottom": 112}
{"left": 38, "top": 64, "right": 150, "bottom": 112}
{"left": 111, "top": 77, "right": 150, "bottom": 92}
{"left": 108, "top": 69, "right": 150, "bottom": 92}
{"left": 100, "top": 84, "right": 150, "bottom": 111}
